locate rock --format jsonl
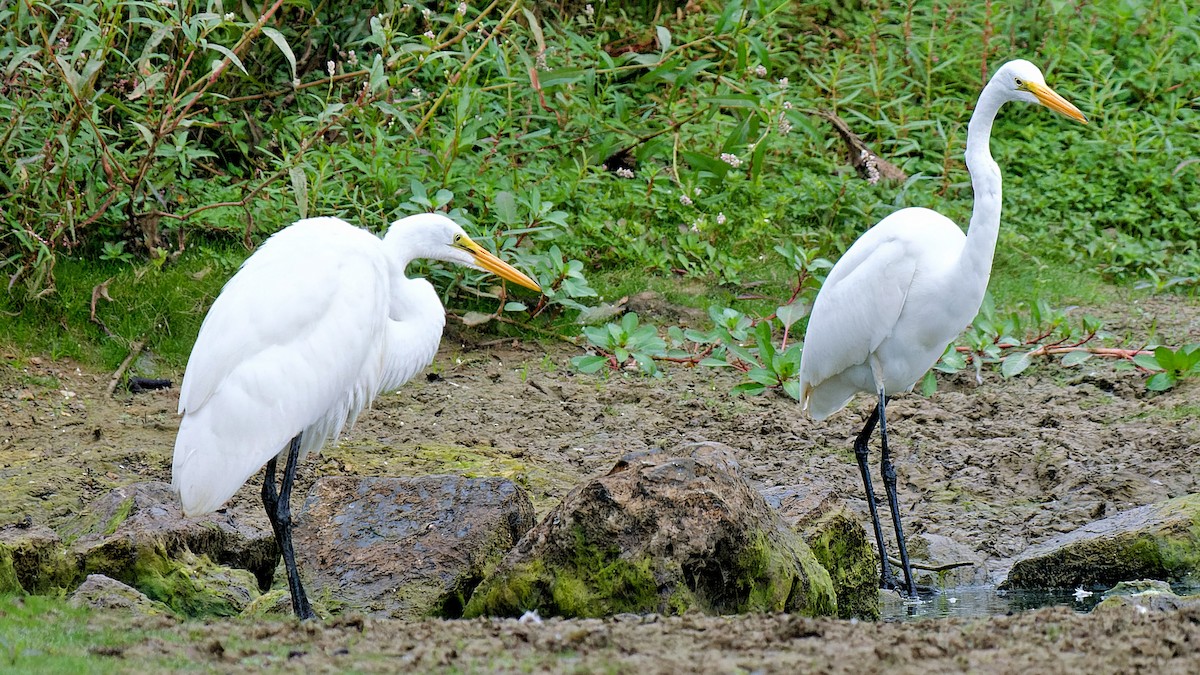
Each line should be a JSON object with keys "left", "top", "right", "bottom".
{"left": 69, "top": 574, "right": 175, "bottom": 616}
{"left": 907, "top": 533, "right": 989, "bottom": 588}
{"left": 1092, "top": 579, "right": 1200, "bottom": 615}
{"left": 465, "top": 442, "right": 838, "bottom": 619}
{"left": 763, "top": 484, "right": 878, "bottom": 619}
{"left": 64, "top": 481, "right": 274, "bottom": 615}
{"left": 240, "top": 588, "right": 294, "bottom": 617}
{"left": 1001, "top": 493, "right": 1200, "bottom": 589}
{"left": 293, "top": 475, "right": 535, "bottom": 619}
{"left": 0, "top": 524, "right": 76, "bottom": 594}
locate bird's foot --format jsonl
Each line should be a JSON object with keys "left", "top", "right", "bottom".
{"left": 880, "top": 574, "right": 917, "bottom": 598}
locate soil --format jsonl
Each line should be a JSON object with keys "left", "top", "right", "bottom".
{"left": 1, "top": 293, "right": 1199, "bottom": 671}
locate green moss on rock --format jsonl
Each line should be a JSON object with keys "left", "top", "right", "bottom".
{"left": 800, "top": 507, "right": 880, "bottom": 619}
{"left": 0, "top": 526, "right": 79, "bottom": 595}
{"left": 1003, "top": 493, "right": 1200, "bottom": 589}
{"left": 81, "top": 539, "right": 258, "bottom": 617}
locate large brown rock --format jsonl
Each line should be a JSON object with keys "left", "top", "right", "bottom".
{"left": 465, "top": 442, "right": 838, "bottom": 619}
{"left": 293, "top": 475, "right": 535, "bottom": 619}
{"left": 1001, "top": 493, "right": 1200, "bottom": 589}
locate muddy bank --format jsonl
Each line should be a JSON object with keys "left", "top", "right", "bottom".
{"left": 1, "top": 294, "right": 1198, "bottom": 670}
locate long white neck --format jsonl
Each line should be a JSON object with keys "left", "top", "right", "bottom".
{"left": 957, "top": 79, "right": 1007, "bottom": 296}
{"left": 377, "top": 224, "right": 446, "bottom": 393}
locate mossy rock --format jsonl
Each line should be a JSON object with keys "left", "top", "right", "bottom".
{"left": 464, "top": 443, "right": 838, "bottom": 619}
{"left": 798, "top": 506, "right": 880, "bottom": 619}
{"left": 1002, "top": 493, "right": 1200, "bottom": 589}
{"left": 69, "top": 574, "right": 176, "bottom": 616}
{"left": 0, "top": 524, "right": 78, "bottom": 595}
{"left": 78, "top": 538, "right": 259, "bottom": 616}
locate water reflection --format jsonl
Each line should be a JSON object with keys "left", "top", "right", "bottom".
{"left": 880, "top": 586, "right": 1105, "bottom": 621}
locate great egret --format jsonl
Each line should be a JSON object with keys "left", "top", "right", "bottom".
{"left": 172, "top": 213, "right": 541, "bottom": 619}
{"left": 797, "top": 60, "right": 1086, "bottom": 597}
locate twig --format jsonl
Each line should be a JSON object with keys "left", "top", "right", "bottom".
{"left": 887, "top": 556, "right": 975, "bottom": 573}
{"left": 107, "top": 340, "right": 146, "bottom": 397}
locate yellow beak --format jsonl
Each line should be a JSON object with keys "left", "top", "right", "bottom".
{"left": 1026, "top": 81, "right": 1088, "bottom": 124}
{"left": 460, "top": 237, "right": 542, "bottom": 292}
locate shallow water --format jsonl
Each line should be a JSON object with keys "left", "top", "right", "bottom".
{"left": 882, "top": 586, "right": 1105, "bottom": 621}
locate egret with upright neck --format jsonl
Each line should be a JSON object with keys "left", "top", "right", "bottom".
{"left": 797, "top": 60, "right": 1087, "bottom": 596}
{"left": 172, "top": 213, "right": 541, "bottom": 619}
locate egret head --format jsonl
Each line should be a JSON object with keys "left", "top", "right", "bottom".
{"left": 996, "top": 59, "right": 1087, "bottom": 123}
{"left": 389, "top": 213, "right": 541, "bottom": 292}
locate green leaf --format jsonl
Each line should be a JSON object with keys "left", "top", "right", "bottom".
{"left": 1154, "top": 345, "right": 1178, "bottom": 370}
{"left": 503, "top": 302, "right": 527, "bottom": 312}
{"left": 572, "top": 355, "right": 608, "bottom": 374}
{"left": 631, "top": 352, "right": 658, "bottom": 375}
{"left": 1133, "top": 354, "right": 1163, "bottom": 371}
{"left": 1001, "top": 350, "right": 1033, "bottom": 379}
{"left": 288, "top": 167, "right": 308, "bottom": 220}
{"left": 1145, "top": 372, "right": 1176, "bottom": 391}
{"left": 781, "top": 379, "right": 801, "bottom": 400}
{"left": 747, "top": 367, "right": 777, "bottom": 386}
{"left": 701, "top": 94, "right": 761, "bottom": 108}
{"left": 261, "top": 27, "right": 297, "bottom": 84}
{"left": 201, "top": 40, "right": 247, "bottom": 76}
{"left": 731, "top": 382, "right": 767, "bottom": 397}
{"left": 920, "top": 370, "right": 937, "bottom": 396}
{"left": 1061, "top": 350, "right": 1093, "bottom": 366}
{"left": 776, "top": 300, "right": 809, "bottom": 329}
{"left": 493, "top": 191, "right": 518, "bottom": 225}
{"left": 655, "top": 25, "right": 672, "bottom": 54}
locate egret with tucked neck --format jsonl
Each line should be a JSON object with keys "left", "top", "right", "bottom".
{"left": 172, "top": 213, "right": 541, "bottom": 619}
{"left": 797, "top": 60, "right": 1087, "bottom": 597}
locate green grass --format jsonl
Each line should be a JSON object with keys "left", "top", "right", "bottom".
{"left": 0, "top": 0, "right": 1196, "bottom": 379}
{"left": 0, "top": 595, "right": 182, "bottom": 672}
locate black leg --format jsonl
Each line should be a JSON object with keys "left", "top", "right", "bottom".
{"left": 853, "top": 403, "right": 901, "bottom": 592}
{"left": 261, "top": 434, "right": 316, "bottom": 620}
{"left": 877, "top": 391, "right": 916, "bottom": 598}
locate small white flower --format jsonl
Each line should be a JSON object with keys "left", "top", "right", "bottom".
{"left": 326, "top": 60, "right": 335, "bottom": 77}
{"left": 615, "top": 167, "right": 635, "bottom": 179}
{"left": 223, "top": 12, "right": 235, "bottom": 21}
{"left": 753, "top": 64, "right": 767, "bottom": 77}
{"left": 347, "top": 50, "right": 358, "bottom": 66}
{"left": 457, "top": 2, "right": 468, "bottom": 15}
{"left": 535, "top": 52, "right": 548, "bottom": 70}
{"left": 693, "top": 187, "right": 701, "bottom": 196}
{"left": 424, "top": 30, "right": 436, "bottom": 40}
{"left": 779, "top": 77, "right": 789, "bottom": 88}
{"left": 585, "top": 3, "right": 595, "bottom": 16}
{"left": 716, "top": 212, "right": 726, "bottom": 225}
{"left": 782, "top": 100, "right": 793, "bottom": 110}
{"left": 720, "top": 153, "right": 742, "bottom": 168}
{"left": 411, "top": 87, "right": 424, "bottom": 98}
{"left": 422, "top": 7, "right": 432, "bottom": 19}
{"left": 679, "top": 194, "right": 693, "bottom": 206}
{"left": 777, "top": 113, "right": 793, "bottom": 135}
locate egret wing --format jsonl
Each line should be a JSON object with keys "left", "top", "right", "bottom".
{"left": 799, "top": 230, "right": 918, "bottom": 416}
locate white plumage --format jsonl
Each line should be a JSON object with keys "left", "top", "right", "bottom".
{"left": 171, "top": 213, "right": 540, "bottom": 618}
{"left": 797, "top": 60, "right": 1087, "bottom": 596}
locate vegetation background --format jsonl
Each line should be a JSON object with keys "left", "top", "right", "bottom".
{"left": 0, "top": 0, "right": 1197, "bottom": 389}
